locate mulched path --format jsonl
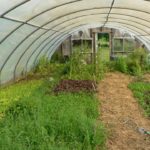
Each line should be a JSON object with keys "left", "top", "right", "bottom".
{"left": 98, "top": 72, "right": 150, "bottom": 150}
{"left": 54, "top": 79, "right": 97, "bottom": 93}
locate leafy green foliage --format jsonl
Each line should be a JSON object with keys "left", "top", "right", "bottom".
{"left": 109, "top": 48, "right": 150, "bottom": 76}
{"left": 129, "top": 81, "right": 150, "bottom": 117}
{"left": 98, "top": 37, "right": 109, "bottom": 48}
{"left": 61, "top": 45, "right": 106, "bottom": 81}
{"left": 28, "top": 42, "right": 106, "bottom": 82}
{"left": 98, "top": 33, "right": 109, "bottom": 46}
{"left": 0, "top": 79, "right": 106, "bottom": 150}
{"left": 113, "top": 57, "right": 128, "bottom": 73}
{"left": 34, "top": 56, "right": 51, "bottom": 75}
{"left": 66, "top": 47, "right": 94, "bottom": 80}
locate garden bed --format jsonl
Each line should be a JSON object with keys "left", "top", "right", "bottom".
{"left": 54, "top": 79, "right": 97, "bottom": 93}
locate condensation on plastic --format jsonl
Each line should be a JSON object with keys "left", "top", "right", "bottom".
{"left": 0, "top": 0, "right": 150, "bottom": 85}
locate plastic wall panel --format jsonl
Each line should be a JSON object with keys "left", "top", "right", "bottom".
{"left": 0, "top": 0, "right": 150, "bottom": 85}
{"left": 0, "top": 0, "right": 24, "bottom": 15}
{"left": 0, "top": 25, "right": 37, "bottom": 84}
{"left": 14, "top": 30, "right": 53, "bottom": 74}
{"left": 0, "top": 18, "right": 21, "bottom": 42}
{"left": 109, "top": 14, "right": 150, "bottom": 29}
{"left": 108, "top": 19, "right": 150, "bottom": 35}
{"left": 29, "top": 0, "right": 112, "bottom": 26}
{"left": 52, "top": 18, "right": 106, "bottom": 32}
{"left": 18, "top": 30, "right": 56, "bottom": 73}
{"left": 26, "top": 31, "right": 63, "bottom": 72}
{"left": 106, "top": 22, "right": 149, "bottom": 37}
{"left": 0, "top": 24, "right": 36, "bottom": 69}
{"left": 44, "top": 9, "right": 109, "bottom": 29}
{"left": 111, "top": 9, "right": 150, "bottom": 24}
{"left": 5, "top": 0, "right": 77, "bottom": 21}
{"left": 14, "top": 29, "right": 46, "bottom": 78}
{"left": 114, "top": 0, "right": 150, "bottom": 13}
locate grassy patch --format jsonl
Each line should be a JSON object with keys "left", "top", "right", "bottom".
{"left": 109, "top": 48, "right": 150, "bottom": 76}
{"left": 0, "top": 44, "right": 109, "bottom": 149}
{"left": 0, "top": 79, "right": 106, "bottom": 150}
{"left": 129, "top": 81, "right": 150, "bottom": 117}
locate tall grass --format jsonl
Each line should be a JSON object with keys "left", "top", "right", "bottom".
{"left": 109, "top": 48, "right": 150, "bottom": 76}
{"left": 0, "top": 79, "right": 106, "bottom": 150}
{"left": 129, "top": 81, "right": 150, "bottom": 117}
{"left": 62, "top": 45, "right": 106, "bottom": 81}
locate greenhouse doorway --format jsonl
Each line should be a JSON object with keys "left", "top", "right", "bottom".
{"left": 97, "top": 32, "right": 111, "bottom": 62}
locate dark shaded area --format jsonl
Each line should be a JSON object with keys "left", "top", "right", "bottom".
{"left": 54, "top": 79, "right": 97, "bottom": 93}
{"left": 72, "top": 39, "right": 92, "bottom": 47}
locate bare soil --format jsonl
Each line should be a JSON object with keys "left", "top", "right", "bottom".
{"left": 54, "top": 79, "right": 97, "bottom": 93}
{"left": 98, "top": 72, "right": 150, "bottom": 150}
{"left": 143, "top": 74, "right": 150, "bottom": 82}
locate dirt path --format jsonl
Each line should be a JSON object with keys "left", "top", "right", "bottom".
{"left": 98, "top": 72, "right": 150, "bottom": 150}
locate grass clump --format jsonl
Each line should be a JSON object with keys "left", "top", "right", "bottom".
{"left": 113, "top": 57, "right": 128, "bottom": 73}
{"left": 0, "top": 80, "right": 106, "bottom": 150}
{"left": 62, "top": 45, "right": 106, "bottom": 81}
{"left": 110, "top": 48, "right": 150, "bottom": 76}
{"left": 129, "top": 81, "right": 150, "bottom": 117}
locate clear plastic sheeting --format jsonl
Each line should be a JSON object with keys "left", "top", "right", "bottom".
{"left": 0, "top": 0, "right": 150, "bottom": 85}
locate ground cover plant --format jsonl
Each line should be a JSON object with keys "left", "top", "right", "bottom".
{"left": 1, "top": 42, "right": 149, "bottom": 150}
{"left": 129, "top": 80, "right": 150, "bottom": 118}
{"left": 0, "top": 71, "right": 106, "bottom": 150}
{"left": 109, "top": 48, "right": 150, "bottom": 76}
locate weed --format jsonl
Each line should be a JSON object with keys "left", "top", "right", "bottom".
{"left": 114, "top": 57, "right": 128, "bottom": 73}
{"left": 109, "top": 48, "right": 150, "bottom": 76}
{"left": 129, "top": 81, "right": 150, "bottom": 117}
{"left": 61, "top": 45, "right": 107, "bottom": 81}
{"left": 0, "top": 79, "right": 106, "bottom": 150}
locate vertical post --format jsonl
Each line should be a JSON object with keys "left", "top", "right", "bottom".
{"left": 123, "top": 37, "right": 125, "bottom": 53}
{"left": 110, "top": 29, "right": 114, "bottom": 60}
{"left": 81, "top": 38, "right": 83, "bottom": 52}
{"left": 61, "top": 43, "right": 63, "bottom": 57}
{"left": 69, "top": 35, "right": 72, "bottom": 56}
{"left": 79, "top": 31, "right": 83, "bottom": 53}
{"left": 92, "top": 32, "right": 97, "bottom": 73}
{"left": 90, "top": 29, "right": 93, "bottom": 63}
{"left": 92, "top": 32, "right": 96, "bottom": 64}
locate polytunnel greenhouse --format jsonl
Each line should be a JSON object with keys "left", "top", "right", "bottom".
{"left": 0, "top": 0, "right": 150, "bottom": 150}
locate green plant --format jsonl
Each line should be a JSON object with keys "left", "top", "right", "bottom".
{"left": 114, "top": 56, "right": 128, "bottom": 73}
{"left": 127, "top": 59, "right": 142, "bottom": 76}
{"left": 126, "top": 48, "right": 149, "bottom": 75}
{"left": 0, "top": 79, "right": 106, "bottom": 150}
{"left": 96, "top": 50, "right": 108, "bottom": 79}
{"left": 34, "top": 56, "right": 50, "bottom": 74}
{"left": 50, "top": 49, "right": 67, "bottom": 63}
{"left": 108, "top": 48, "right": 150, "bottom": 76}
{"left": 144, "top": 53, "right": 150, "bottom": 72}
{"left": 129, "top": 81, "right": 150, "bottom": 117}
{"left": 62, "top": 44, "right": 107, "bottom": 81}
